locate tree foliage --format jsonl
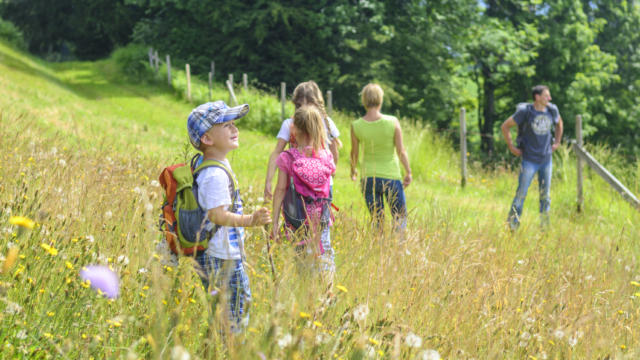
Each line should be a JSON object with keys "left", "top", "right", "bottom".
{"left": 2, "top": 0, "right": 639, "bottom": 159}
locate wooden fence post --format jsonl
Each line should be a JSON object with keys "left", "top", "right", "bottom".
{"left": 228, "top": 74, "right": 233, "bottom": 87}
{"left": 460, "top": 107, "right": 467, "bottom": 188}
{"left": 226, "top": 80, "right": 238, "bottom": 106}
{"left": 186, "top": 64, "right": 191, "bottom": 102}
{"left": 210, "top": 61, "right": 215, "bottom": 81}
{"left": 148, "top": 47, "right": 153, "bottom": 67}
{"left": 576, "top": 115, "right": 584, "bottom": 212}
{"left": 327, "top": 90, "right": 333, "bottom": 116}
{"left": 208, "top": 72, "right": 213, "bottom": 101}
{"left": 154, "top": 50, "right": 159, "bottom": 74}
{"left": 243, "top": 73, "right": 248, "bottom": 92}
{"left": 166, "top": 55, "right": 171, "bottom": 86}
{"left": 281, "top": 82, "right": 286, "bottom": 120}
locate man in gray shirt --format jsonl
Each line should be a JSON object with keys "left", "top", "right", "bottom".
{"left": 501, "top": 85, "right": 564, "bottom": 230}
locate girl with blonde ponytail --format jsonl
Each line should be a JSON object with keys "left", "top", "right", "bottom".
{"left": 271, "top": 105, "right": 336, "bottom": 278}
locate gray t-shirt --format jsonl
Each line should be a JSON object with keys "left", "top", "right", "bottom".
{"left": 513, "top": 103, "right": 560, "bottom": 164}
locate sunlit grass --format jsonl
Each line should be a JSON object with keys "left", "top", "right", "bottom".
{"left": 1, "top": 39, "right": 640, "bottom": 358}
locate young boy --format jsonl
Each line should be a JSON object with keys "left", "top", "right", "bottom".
{"left": 187, "top": 100, "right": 271, "bottom": 333}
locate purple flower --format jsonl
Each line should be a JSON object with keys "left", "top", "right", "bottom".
{"left": 79, "top": 265, "right": 119, "bottom": 299}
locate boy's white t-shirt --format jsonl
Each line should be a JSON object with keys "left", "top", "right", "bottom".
{"left": 196, "top": 159, "right": 244, "bottom": 260}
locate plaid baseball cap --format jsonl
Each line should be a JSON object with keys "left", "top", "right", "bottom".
{"left": 187, "top": 101, "right": 250, "bottom": 149}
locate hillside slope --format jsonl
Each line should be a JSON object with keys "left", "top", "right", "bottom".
{"left": 1, "top": 40, "right": 640, "bottom": 358}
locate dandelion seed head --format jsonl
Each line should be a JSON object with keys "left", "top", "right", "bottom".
{"left": 277, "top": 333, "right": 293, "bottom": 348}
{"left": 404, "top": 332, "right": 422, "bottom": 348}
{"left": 353, "top": 304, "right": 370, "bottom": 322}
{"left": 553, "top": 329, "right": 564, "bottom": 339}
{"left": 104, "top": 211, "right": 113, "bottom": 219}
{"left": 170, "top": 345, "right": 191, "bottom": 360}
{"left": 418, "top": 349, "right": 441, "bottom": 360}
{"left": 150, "top": 180, "right": 160, "bottom": 187}
{"left": 58, "top": 159, "right": 66, "bottom": 167}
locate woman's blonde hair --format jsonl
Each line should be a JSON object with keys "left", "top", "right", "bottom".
{"left": 361, "top": 83, "right": 384, "bottom": 109}
{"left": 292, "top": 81, "right": 327, "bottom": 118}
{"left": 293, "top": 105, "right": 328, "bottom": 152}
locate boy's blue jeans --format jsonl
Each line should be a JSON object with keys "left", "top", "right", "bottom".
{"left": 508, "top": 159, "right": 552, "bottom": 230}
{"left": 195, "top": 253, "right": 251, "bottom": 333}
{"left": 362, "top": 177, "right": 407, "bottom": 231}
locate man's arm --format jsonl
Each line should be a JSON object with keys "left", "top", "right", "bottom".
{"left": 552, "top": 116, "right": 563, "bottom": 151}
{"left": 501, "top": 116, "right": 522, "bottom": 157}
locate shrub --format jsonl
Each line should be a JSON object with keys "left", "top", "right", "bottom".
{"left": 110, "top": 43, "right": 155, "bottom": 83}
{"left": 0, "top": 17, "right": 25, "bottom": 49}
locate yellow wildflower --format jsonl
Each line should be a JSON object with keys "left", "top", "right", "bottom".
{"left": 368, "top": 338, "right": 379, "bottom": 345}
{"left": 40, "top": 243, "right": 58, "bottom": 256}
{"left": 9, "top": 216, "right": 35, "bottom": 229}
{"left": 336, "top": 285, "right": 348, "bottom": 293}
{"left": 65, "top": 261, "right": 73, "bottom": 270}
{"left": 313, "top": 321, "right": 323, "bottom": 328}
{"left": 299, "top": 312, "right": 311, "bottom": 319}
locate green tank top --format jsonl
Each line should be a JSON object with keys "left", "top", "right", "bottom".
{"left": 352, "top": 115, "right": 402, "bottom": 180}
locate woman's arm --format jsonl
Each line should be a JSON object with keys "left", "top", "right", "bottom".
{"left": 350, "top": 124, "right": 359, "bottom": 181}
{"left": 264, "top": 139, "right": 288, "bottom": 201}
{"left": 394, "top": 120, "right": 412, "bottom": 188}
{"left": 271, "top": 168, "right": 288, "bottom": 240}
{"left": 329, "top": 139, "right": 339, "bottom": 166}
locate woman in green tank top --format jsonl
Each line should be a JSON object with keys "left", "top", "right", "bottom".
{"left": 350, "top": 83, "right": 412, "bottom": 230}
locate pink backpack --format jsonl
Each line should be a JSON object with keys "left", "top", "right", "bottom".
{"left": 282, "top": 148, "right": 334, "bottom": 230}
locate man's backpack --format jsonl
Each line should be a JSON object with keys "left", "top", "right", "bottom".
{"left": 282, "top": 149, "right": 334, "bottom": 230}
{"left": 159, "top": 155, "right": 237, "bottom": 256}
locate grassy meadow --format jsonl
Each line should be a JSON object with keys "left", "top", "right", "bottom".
{"left": 1, "top": 40, "right": 640, "bottom": 359}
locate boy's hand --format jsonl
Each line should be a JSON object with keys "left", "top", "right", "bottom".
{"left": 249, "top": 207, "right": 272, "bottom": 227}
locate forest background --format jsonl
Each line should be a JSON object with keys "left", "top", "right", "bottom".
{"left": 1, "top": 0, "right": 639, "bottom": 161}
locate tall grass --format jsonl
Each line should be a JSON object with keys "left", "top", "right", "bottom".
{"left": 1, "top": 40, "right": 640, "bottom": 358}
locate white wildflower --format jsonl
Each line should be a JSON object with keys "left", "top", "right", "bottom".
{"left": 385, "top": 302, "right": 393, "bottom": 309}
{"left": 517, "top": 259, "right": 525, "bottom": 265}
{"left": 526, "top": 317, "right": 535, "bottom": 324}
{"left": 104, "top": 211, "right": 113, "bottom": 220}
{"left": 418, "top": 349, "right": 441, "bottom": 360}
{"left": 405, "top": 332, "right": 422, "bottom": 348}
{"left": 15, "top": 330, "right": 27, "bottom": 340}
{"left": 553, "top": 329, "right": 564, "bottom": 339}
{"left": 117, "top": 255, "right": 129, "bottom": 266}
{"left": 315, "top": 333, "right": 330, "bottom": 345}
{"left": 145, "top": 202, "right": 154, "bottom": 213}
{"left": 568, "top": 335, "right": 578, "bottom": 347}
{"left": 50, "top": 147, "right": 58, "bottom": 156}
{"left": 133, "top": 187, "right": 142, "bottom": 194}
{"left": 540, "top": 351, "right": 548, "bottom": 359}
{"left": 150, "top": 180, "right": 160, "bottom": 187}
{"left": 3, "top": 207, "right": 11, "bottom": 214}
{"left": 520, "top": 332, "right": 531, "bottom": 341}
{"left": 353, "top": 304, "right": 370, "bottom": 322}
{"left": 277, "top": 333, "right": 293, "bottom": 348}
{"left": 58, "top": 159, "right": 67, "bottom": 167}
{"left": 138, "top": 267, "right": 148, "bottom": 274}
{"left": 56, "top": 214, "right": 65, "bottom": 221}
{"left": 585, "top": 275, "right": 594, "bottom": 281}
{"left": 86, "top": 235, "right": 95, "bottom": 243}
{"left": 365, "top": 345, "right": 376, "bottom": 358}
{"left": 519, "top": 341, "right": 528, "bottom": 348}
{"left": 170, "top": 345, "right": 190, "bottom": 360}
{"left": 4, "top": 301, "right": 23, "bottom": 315}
